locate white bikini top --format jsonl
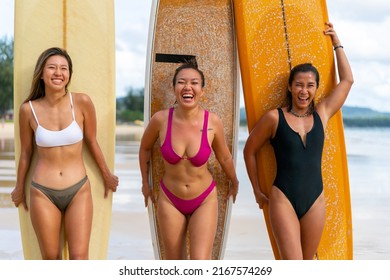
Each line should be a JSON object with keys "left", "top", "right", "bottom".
{"left": 29, "top": 92, "right": 84, "bottom": 147}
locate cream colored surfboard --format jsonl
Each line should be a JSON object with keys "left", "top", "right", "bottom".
{"left": 145, "top": 0, "right": 239, "bottom": 259}
{"left": 13, "top": 0, "right": 115, "bottom": 259}
{"left": 234, "top": 0, "right": 353, "bottom": 259}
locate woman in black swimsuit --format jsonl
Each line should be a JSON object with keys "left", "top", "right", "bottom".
{"left": 243, "top": 22, "right": 353, "bottom": 259}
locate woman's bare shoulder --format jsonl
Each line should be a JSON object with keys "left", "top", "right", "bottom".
{"left": 19, "top": 101, "right": 30, "bottom": 111}
{"left": 206, "top": 110, "right": 224, "bottom": 130}
{"left": 152, "top": 109, "right": 169, "bottom": 120}
{"left": 71, "top": 92, "right": 91, "bottom": 103}
{"left": 146, "top": 109, "right": 169, "bottom": 129}
{"left": 261, "top": 107, "right": 280, "bottom": 123}
{"left": 249, "top": 107, "right": 280, "bottom": 139}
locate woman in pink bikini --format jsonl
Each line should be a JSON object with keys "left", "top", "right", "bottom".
{"left": 11, "top": 47, "right": 118, "bottom": 259}
{"left": 139, "top": 60, "right": 239, "bottom": 259}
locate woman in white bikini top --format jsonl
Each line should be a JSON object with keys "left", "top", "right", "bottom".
{"left": 11, "top": 47, "right": 118, "bottom": 260}
{"left": 29, "top": 92, "right": 83, "bottom": 147}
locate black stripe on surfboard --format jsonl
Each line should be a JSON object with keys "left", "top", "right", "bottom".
{"left": 155, "top": 53, "right": 197, "bottom": 66}
{"left": 280, "top": 0, "right": 292, "bottom": 70}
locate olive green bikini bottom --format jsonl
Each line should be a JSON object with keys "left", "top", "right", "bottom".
{"left": 31, "top": 175, "right": 88, "bottom": 212}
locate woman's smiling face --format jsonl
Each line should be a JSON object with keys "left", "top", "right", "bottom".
{"left": 174, "top": 68, "right": 204, "bottom": 107}
{"left": 288, "top": 71, "right": 318, "bottom": 110}
{"left": 42, "top": 55, "right": 70, "bottom": 91}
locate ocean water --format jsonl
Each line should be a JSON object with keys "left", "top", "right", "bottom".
{"left": 1, "top": 127, "right": 390, "bottom": 259}
{"left": 110, "top": 127, "right": 390, "bottom": 259}
{"left": 342, "top": 128, "right": 390, "bottom": 259}
{"left": 237, "top": 126, "right": 390, "bottom": 259}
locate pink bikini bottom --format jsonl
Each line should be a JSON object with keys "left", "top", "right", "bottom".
{"left": 160, "top": 180, "right": 216, "bottom": 215}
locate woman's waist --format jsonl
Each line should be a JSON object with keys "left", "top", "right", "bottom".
{"left": 32, "top": 164, "right": 87, "bottom": 189}
{"left": 161, "top": 174, "right": 214, "bottom": 199}
{"left": 35, "top": 153, "right": 84, "bottom": 167}
{"left": 36, "top": 143, "right": 83, "bottom": 159}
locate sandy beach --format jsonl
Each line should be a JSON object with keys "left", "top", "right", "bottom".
{"left": 1, "top": 122, "right": 390, "bottom": 260}
{"left": 0, "top": 122, "right": 14, "bottom": 139}
{"left": 0, "top": 122, "right": 272, "bottom": 260}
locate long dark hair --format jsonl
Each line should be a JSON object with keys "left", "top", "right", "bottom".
{"left": 24, "top": 47, "right": 73, "bottom": 102}
{"left": 286, "top": 63, "right": 319, "bottom": 112}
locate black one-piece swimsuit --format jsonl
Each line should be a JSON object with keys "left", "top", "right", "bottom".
{"left": 271, "top": 108, "right": 325, "bottom": 219}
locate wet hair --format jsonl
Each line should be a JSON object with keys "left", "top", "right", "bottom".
{"left": 24, "top": 47, "right": 73, "bottom": 102}
{"left": 286, "top": 63, "right": 319, "bottom": 111}
{"left": 172, "top": 58, "right": 205, "bottom": 88}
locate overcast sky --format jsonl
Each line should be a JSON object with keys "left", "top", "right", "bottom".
{"left": 1, "top": 0, "right": 389, "bottom": 112}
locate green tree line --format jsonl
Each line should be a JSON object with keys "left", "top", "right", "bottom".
{"left": 2, "top": 36, "right": 390, "bottom": 126}
{"left": 0, "top": 37, "right": 143, "bottom": 123}
{"left": 0, "top": 36, "right": 14, "bottom": 118}
{"left": 116, "top": 87, "right": 144, "bottom": 123}
{"left": 343, "top": 117, "right": 390, "bottom": 127}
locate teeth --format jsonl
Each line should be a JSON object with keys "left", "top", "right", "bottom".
{"left": 183, "top": 94, "right": 193, "bottom": 99}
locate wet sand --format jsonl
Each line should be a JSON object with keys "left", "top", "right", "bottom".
{"left": 0, "top": 122, "right": 271, "bottom": 260}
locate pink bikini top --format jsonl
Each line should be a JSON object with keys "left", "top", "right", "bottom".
{"left": 160, "top": 107, "right": 212, "bottom": 167}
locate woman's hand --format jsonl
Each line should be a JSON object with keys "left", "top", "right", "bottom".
{"left": 142, "top": 181, "right": 154, "bottom": 207}
{"left": 103, "top": 173, "right": 119, "bottom": 198}
{"left": 323, "top": 22, "right": 341, "bottom": 47}
{"left": 11, "top": 185, "right": 28, "bottom": 211}
{"left": 227, "top": 179, "right": 239, "bottom": 203}
{"left": 253, "top": 188, "right": 269, "bottom": 209}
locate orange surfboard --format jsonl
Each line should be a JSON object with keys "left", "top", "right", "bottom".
{"left": 234, "top": 0, "right": 353, "bottom": 259}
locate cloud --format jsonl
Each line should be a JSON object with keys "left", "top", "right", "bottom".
{"left": 0, "top": 0, "right": 14, "bottom": 37}
{"left": 1, "top": 0, "right": 390, "bottom": 112}
{"left": 327, "top": 1, "right": 390, "bottom": 112}
{"left": 116, "top": 49, "right": 146, "bottom": 93}
{"left": 334, "top": 18, "right": 390, "bottom": 63}
{"left": 328, "top": 0, "right": 390, "bottom": 22}
{"left": 114, "top": 0, "right": 151, "bottom": 95}
{"left": 346, "top": 61, "right": 390, "bottom": 112}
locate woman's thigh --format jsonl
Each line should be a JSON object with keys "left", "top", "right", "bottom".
{"left": 30, "top": 186, "right": 62, "bottom": 259}
{"left": 64, "top": 182, "right": 93, "bottom": 260}
{"left": 188, "top": 188, "right": 218, "bottom": 260}
{"left": 268, "top": 186, "right": 302, "bottom": 259}
{"left": 157, "top": 190, "right": 188, "bottom": 259}
{"left": 300, "top": 192, "right": 326, "bottom": 260}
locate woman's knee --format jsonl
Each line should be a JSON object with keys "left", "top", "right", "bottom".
{"left": 40, "top": 248, "right": 61, "bottom": 260}
{"left": 69, "top": 251, "right": 89, "bottom": 260}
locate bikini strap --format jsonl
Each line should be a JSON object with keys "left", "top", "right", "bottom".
{"left": 166, "top": 107, "right": 174, "bottom": 141}
{"left": 202, "top": 110, "right": 209, "bottom": 139}
{"left": 29, "top": 101, "right": 40, "bottom": 125}
{"left": 69, "top": 92, "right": 76, "bottom": 120}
